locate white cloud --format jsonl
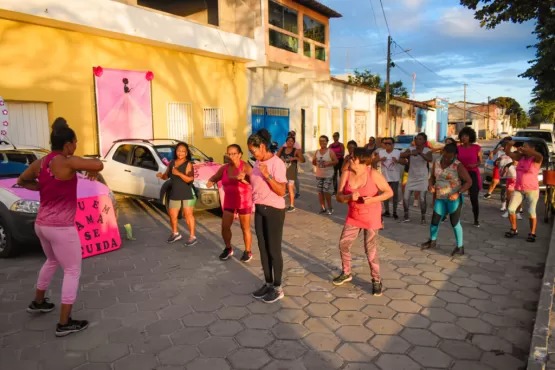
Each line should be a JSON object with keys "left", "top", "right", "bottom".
{"left": 403, "top": 0, "right": 428, "bottom": 8}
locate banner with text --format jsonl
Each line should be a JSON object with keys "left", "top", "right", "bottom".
{"left": 75, "top": 195, "right": 121, "bottom": 258}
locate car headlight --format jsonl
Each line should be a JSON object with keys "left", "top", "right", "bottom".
{"left": 10, "top": 200, "right": 40, "bottom": 214}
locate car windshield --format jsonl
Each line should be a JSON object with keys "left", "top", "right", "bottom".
{"left": 154, "top": 145, "right": 211, "bottom": 165}
{"left": 0, "top": 150, "right": 41, "bottom": 178}
{"left": 395, "top": 135, "right": 414, "bottom": 144}
{"left": 515, "top": 131, "right": 553, "bottom": 142}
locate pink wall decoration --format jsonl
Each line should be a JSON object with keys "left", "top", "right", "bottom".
{"left": 94, "top": 68, "right": 153, "bottom": 156}
{"left": 76, "top": 195, "right": 121, "bottom": 259}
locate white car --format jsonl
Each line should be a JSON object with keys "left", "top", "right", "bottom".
{"left": 99, "top": 139, "right": 223, "bottom": 210}
{"left": 514, "top": 129, "right": 555, "bottom": 153}
{"left": 0, "top": 144, "right": 117, "bottom": 258}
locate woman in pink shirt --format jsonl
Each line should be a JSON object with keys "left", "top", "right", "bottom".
{"left": 503, "top": 140, "right": 543, "bottom": 242}
{"left": 332, "top": 148, "right": 393, "bottom": 296}
{"left": 457, "top": 127, "right": 482, "bottom": 227}
{"left": 244, "top": 129, "right": 288, "bottom": 304}
{"left": 17, "top": 118, "right": 104, "bottom": 337}
{"left": 207, "top": 144, "right": 253, "bottom": 262}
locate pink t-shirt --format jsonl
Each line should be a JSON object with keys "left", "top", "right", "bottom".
{"left": 251, "top": 155, "right": 287, "bottom": 209}
{"left": 515, "top": 156, "right": 541, "bottom": 191}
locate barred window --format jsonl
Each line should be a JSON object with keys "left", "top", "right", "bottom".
{"left": 203, "top": 108, "right": 224, "bottom": 138}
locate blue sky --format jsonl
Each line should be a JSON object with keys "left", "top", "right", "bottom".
{"left": 320, "top": 0, "right": 537, "bottom": 109}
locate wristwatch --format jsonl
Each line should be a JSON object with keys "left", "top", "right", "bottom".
{"left": 267, "top": 174, "right": 273, "bottom": 180}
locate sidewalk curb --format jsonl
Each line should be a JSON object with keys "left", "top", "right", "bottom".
{"left": 528, "top": 221, "right": 555, "bottom": 370}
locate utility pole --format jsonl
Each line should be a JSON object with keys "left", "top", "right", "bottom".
{"left": 385, "top": 35, "right": 392, "bottom": 136}
{"left": 463, "top": 84, "right": 467, "bottom": 126}
{"left": 487, "top": 96, "right": 490, "bottom": 139}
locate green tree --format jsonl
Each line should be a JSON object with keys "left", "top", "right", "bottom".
{"left": 460, "top": 0, "right": 555, "bottom": 102}
{"left": 490, "top": 96, "right": 529, "bottom": 128}
{"left": 530, "top": 100, "right": 555, "bottom": 124}
{"left": 348, "top": 69, "right": 408, "bottom": 104}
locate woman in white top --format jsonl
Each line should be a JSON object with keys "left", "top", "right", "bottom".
{"left": 312, "top": 135, "right": 338, "bottom": 215}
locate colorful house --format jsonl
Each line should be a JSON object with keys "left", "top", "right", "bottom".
{"left": 0, "top": 0, "right": 259, "bottom": 159}
{"left": 246, "top": 0, "right": 378, "bottom": 150}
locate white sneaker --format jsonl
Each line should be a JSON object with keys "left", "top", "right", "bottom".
{"left": 517, "top": 213, "right": 523, "bottom": 220}
{"left": 501, "top": 211, "right": 509, "bottom": 218}
{"left": 500, "top": 205, "right": 506, "bottom": 212}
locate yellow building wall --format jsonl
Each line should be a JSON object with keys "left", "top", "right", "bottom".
{"left": 0, "top": 18, "right": 247, "bottom": 159}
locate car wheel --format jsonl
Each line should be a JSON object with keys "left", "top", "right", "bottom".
{"left": 0, "top": 217, "right": 16, "bottom": 258}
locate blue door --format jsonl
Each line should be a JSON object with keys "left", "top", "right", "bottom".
{"left": 251, "top": 106, "right": 290, "bottom": 146}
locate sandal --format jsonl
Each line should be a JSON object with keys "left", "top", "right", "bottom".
{"left": 504, "top": 229, "right": 518, "bottom": 238}
{"left": 526, "top": 233, "right": 537, "bottom": 243}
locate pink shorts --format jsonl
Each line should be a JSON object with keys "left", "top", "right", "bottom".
{"left": 505, "top": 178, "right": 516, "bottom": 191}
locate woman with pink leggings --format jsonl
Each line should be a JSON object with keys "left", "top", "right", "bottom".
{"left": 17, "top": 117, "right": 103, "bottom": 337}
{"left": 332, "top": 148, "right": 393, "bottom": 296}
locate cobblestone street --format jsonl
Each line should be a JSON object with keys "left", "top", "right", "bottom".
{"left": 0, "top": 173, "right": 550, "bottom": 370}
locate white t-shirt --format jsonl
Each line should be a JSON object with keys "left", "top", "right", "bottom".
{"left": 498, "top": 154, "right": 516, "bottom": 179}
{"left": 377, "top": 149, "right": 401, "bottom": 183}
{"left": 405, "top": 146, "right": 431, "bottom": 191}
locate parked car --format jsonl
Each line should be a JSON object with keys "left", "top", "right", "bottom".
{"left": 483, "top": 137, "right": 551, "bottom": 190}
{"left": 0, "top": 145, "right": 117, "bottom": 258}
{"left": 394, "top": 135, "right": 415, "bottom": 151}
{"left": 99, "top": 139, "right": 223, "bottom": 211}
{"left": 513, "top": 129, "right": 555, "bottom": 154}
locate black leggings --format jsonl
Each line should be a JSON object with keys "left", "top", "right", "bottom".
{"left": 255, "top": 205, "right": 286, "bottom": 286}
{"left": 333, "top": 159, "right": 344, "bottom": 193}
{"left": 383, "top": 181, "right": 399, "bottom": 215}
{"left": 468, "top": 172, "right": 480, "bottom": 222}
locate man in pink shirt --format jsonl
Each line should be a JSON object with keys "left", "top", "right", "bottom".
{"left": 278, "top": 130, "right": 302, "bottom": 197}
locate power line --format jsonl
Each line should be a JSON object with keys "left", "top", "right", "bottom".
{"left": 331, "top": 43, "right": 383, "bottom": 49}
{"left": 367, "top": 0, "right": 387, "bottom": 58}
{"left": 392, "top": 40, "right": 488, "bottom": 99}
{"left": 378, "top": 0, "right": 391, "bottom": 35}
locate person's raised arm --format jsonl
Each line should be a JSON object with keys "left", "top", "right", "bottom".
{"left": 504, "top": 142, "right": 523, "bottom": 162}
{"left": 259, "top": 162, "right": 286, "bottom": 196}
{"left": 364, "top": 170, "right": 393, "bottom": 204}
{"left": 16, "top": 160, "right": 41, "bottom": 191}
{"left": 206, "top": 165, "right": 226, "bottom": 188}
{"left": 421, "top": 148, "right": 433, "bottom": 162}
{"left": 336, "top": 170, "right": 353, "bottom": 203}
{"left": 428, "top": 161, "right": 436, "bottom": 192}
{"left": 457, "top": 163, "right": 473, "bottom": 194}
{"left": 294, "top": 149, "right": 305, "bottom": 163}
{"left": 172, "top": 162, "right": 195, "bottom": 183}
{"left": 66, "top": 156, "right": 104, "bottom": 173}
{"left": 400, "top": 149, "right": 411, "bottom": 159}
{"left": 329, "top": 150, "right": 339, "bottom": 167}
{"left": 523, "top": 146, "right": 544, "bottom": 166}
{"left": 157, "top": 160, "right": 171, "bottom": 180}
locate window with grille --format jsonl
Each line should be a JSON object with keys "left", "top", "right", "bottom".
{"left": 167, "top": 102, "right": 193, "bottom": 144}
{"left": 203, "top": 108, "right": 225, "bottom": 138}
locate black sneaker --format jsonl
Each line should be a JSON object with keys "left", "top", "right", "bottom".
{"left": 252, "top": 284, "right": 272, "bottom": 299}
{"left": 451, "top": 246, "right": 465, "bottom": 257}
{"left": 442, "top": 215, "right": 448, "bottom": 223}
{"left": 327, "top": 208, "right": 334, "bottom": 215}
{"left": 319, "top": 208, "right": 328, "bottom": 215}
{"left": 295, "top": 193, "right": 300, "bottom": 199}
{"left": 241, "top": 251, "right": 253, "bottom": 263}
{"left": 473, "top": 221, "right": 480, "bottom": 228}
{"left": 167, "top": 233, "right": 182, "bottom": 243}
{"left": 286, "top": 206, "right": 296, "bottom": 213}
{"left": 219, "top": 248, "right": 233, "bottom": 261}
{"left": 55, "top": 318, "right": 89, "bottom": 337}
{"left": 382, "top": 211, "right": 391, "bottom": 218}
{"left": 421, "top": 240, "right": 437, "bottom": 250}
{"left": 403, "top": 216, "right": 410, "bottom": 223}
{"left": 332, "top": 272, "right": 353, "bottom": 286}
{"left": 393, "top": 214, "right": 399, "bottom": 220}
{"left": 372, "top": 280, "right": 383, "bottom": 296}
{"left": 483, "top": 193, "right": 492, "bottom": 200}
{"left": 184, "top": 237, "right": 198, "bottom": 246}
{"left": 262, "top": 287, "right": 284, "bottom": 304}
{"left": 421, "top": 216, "right": 427, "bottom": 225}
{"left": 27, "top": 298, "right": 55, "bottom": 314}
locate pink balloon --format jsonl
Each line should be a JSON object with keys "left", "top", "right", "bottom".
{"left": 145, "top": 71, "right": 154, "bottom": 81}
{"left": 93, "top": 66, "right": 103, "bottom": 77}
